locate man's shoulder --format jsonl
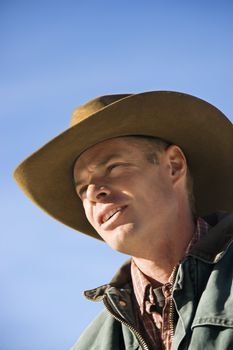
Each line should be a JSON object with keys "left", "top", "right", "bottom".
{"left": 70, "top": 309, "right": 110, "bottom": 350}
{"left": 70, "top": 309, "right": 123, "bottom": 350}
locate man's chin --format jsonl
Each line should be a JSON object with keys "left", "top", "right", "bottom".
{"left": 103, "top": 223, "right": 137, "bottom": 253}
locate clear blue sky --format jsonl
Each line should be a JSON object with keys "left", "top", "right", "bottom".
{"left": 1, "top": 1, "right": 232, "bottom": 349}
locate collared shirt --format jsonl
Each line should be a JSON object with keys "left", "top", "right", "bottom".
{"left": 131, "top": 217, "right": 210, "bottom": 350}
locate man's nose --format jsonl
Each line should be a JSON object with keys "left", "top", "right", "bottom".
{"left": 86, "top": 184, "right": 111, "bottom": 202}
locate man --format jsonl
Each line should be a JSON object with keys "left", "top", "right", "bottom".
{"left": 14, "top": 91, "right": 233, "bottom": 349}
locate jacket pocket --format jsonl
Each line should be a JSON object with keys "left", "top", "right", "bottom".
{"left": 189, "top": 317, "right": 233, "bottom": 350}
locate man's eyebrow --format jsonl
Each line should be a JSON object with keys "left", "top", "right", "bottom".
{"left": 74, "top": 153, "right": 122, "bottom": 188}
{"left": 98, "top": 153, "right": 121, "bottom": 166}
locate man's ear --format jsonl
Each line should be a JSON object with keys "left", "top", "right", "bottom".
{"left": 166, "top": 145, "right": 187, "bottom": 184}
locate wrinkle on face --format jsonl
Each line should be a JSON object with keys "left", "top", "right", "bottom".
{"left": 72, "top": 137, "right": 180, "bottom": 257}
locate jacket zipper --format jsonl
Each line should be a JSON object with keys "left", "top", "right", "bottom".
{"left": 169, "top": 266, "right": 178, "bottom": 341}
{"left": 103, "top": 297, "right": 150, "bottom": 350}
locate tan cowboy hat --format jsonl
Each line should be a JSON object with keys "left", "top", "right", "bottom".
{"left": 14, "top": 91, "right": 233, "bottom": 240}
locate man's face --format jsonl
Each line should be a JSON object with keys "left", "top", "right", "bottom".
{"left": 73, "top": 137, "right": 178, "bottom": 257}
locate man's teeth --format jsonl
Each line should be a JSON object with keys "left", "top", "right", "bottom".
{"left": 103, "top": 208, "right": 122, "bottom": 223}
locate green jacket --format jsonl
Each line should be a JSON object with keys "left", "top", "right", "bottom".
{"left": 71, "top": 212, "right": 233, "bottom": 350}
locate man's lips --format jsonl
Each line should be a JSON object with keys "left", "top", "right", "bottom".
{"left": 98, "top": 205, "right": 127, "bottom": 225}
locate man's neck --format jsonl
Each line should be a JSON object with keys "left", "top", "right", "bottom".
{"left": 132, "top": 214, "right": 195, "bottom": 285}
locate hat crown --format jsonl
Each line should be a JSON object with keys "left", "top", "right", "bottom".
{"left": 70, "top": 94, "right": 132, "bottom": 126}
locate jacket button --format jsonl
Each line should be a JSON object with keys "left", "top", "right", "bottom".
{"left": 119, "top": 300, "right": 127, "bottom": 307}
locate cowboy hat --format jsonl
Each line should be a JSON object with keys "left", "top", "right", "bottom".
{"left": 13, "top": 91, "right": 233, "bottom": 240}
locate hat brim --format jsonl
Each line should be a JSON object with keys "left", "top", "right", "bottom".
{"left": 14, "top": 91, "right": 233, "bottom": 240}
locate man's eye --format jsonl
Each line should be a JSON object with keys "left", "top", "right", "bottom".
{"left": 107, "top": 163, "right": 123, "bottom": 172}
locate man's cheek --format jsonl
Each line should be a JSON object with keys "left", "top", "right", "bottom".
{"left": 85, "top": 211, "right": 93, "bottom": 225}
{"left": 83, "top": 203, "right": 92, "bottom": 225}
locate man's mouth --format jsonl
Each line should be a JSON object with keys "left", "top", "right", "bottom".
{"left": 101, "top": 206, "right": 127, "bottom": 224}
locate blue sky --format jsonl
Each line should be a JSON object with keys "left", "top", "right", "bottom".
{"left": 1, "top": 1, "right": 233, "bottom": 349}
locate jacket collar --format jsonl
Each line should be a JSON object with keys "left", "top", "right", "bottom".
{"left": 84, "top": 212, "right": 233, "bottom": 301}
{"left": 84, "top": 259, "right": 132, "bottom": 301}
{"left": 188, "top": 212, "right": 233, "bottom": 262}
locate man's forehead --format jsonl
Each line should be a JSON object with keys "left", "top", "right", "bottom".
{"left": 76, "top": 136, "right": 141, "bottom": 163}
{"left": 73, "top": 137, "right": 146, "bottom": 183}
{"left": 79, "top": 152, "right": 122, "bottom": 168}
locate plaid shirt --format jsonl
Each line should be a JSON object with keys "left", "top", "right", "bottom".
{"left": 131, "top": 217, "right": 210, "bottom": 350}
